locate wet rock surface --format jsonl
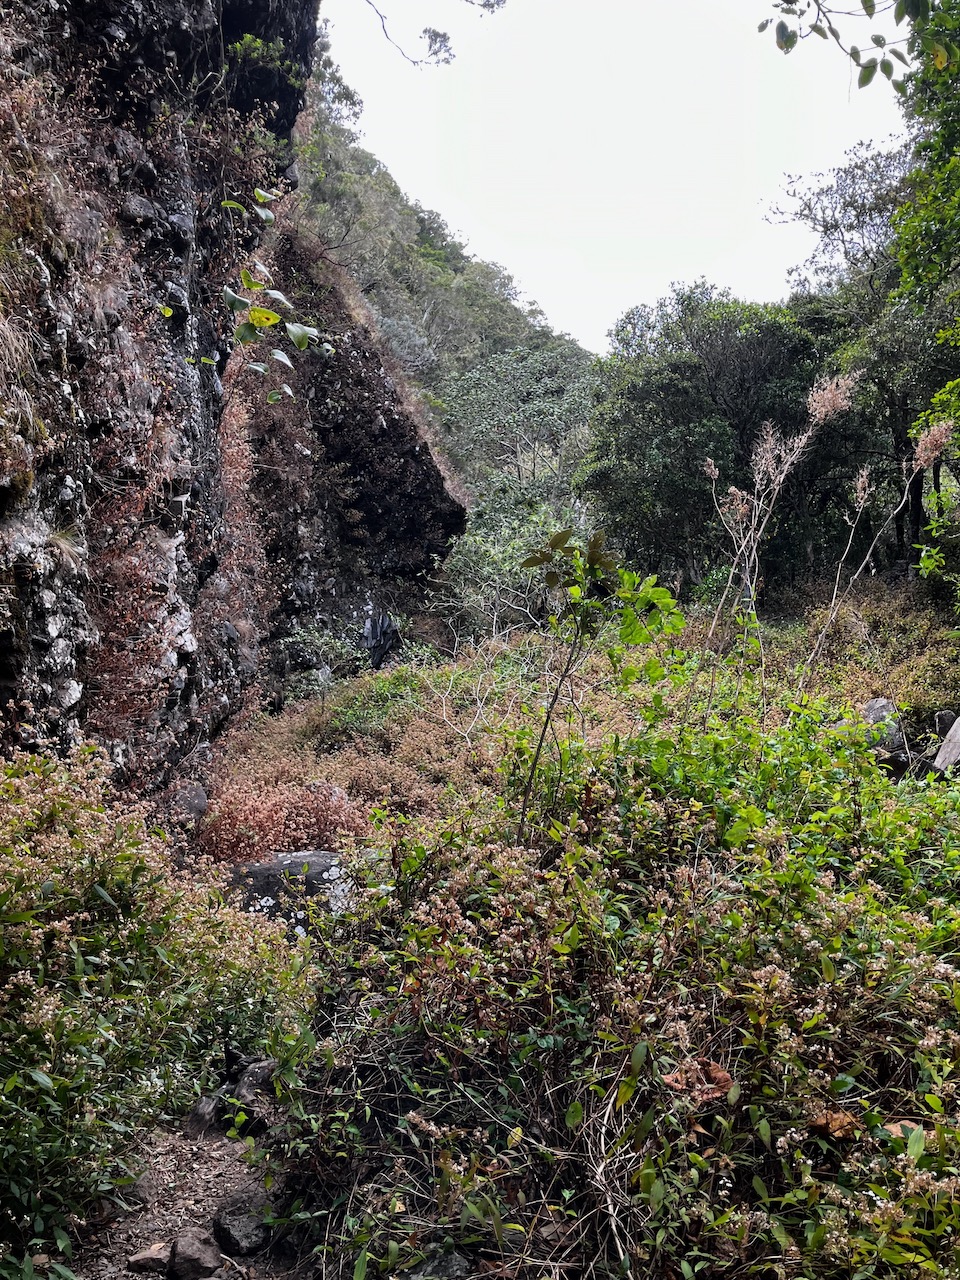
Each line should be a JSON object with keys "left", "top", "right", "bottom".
{"left": 0, "top": 1, "right": 463, "bottom": 788}
{"left": 231, "top": 849, "right": 347, "bottom": 921}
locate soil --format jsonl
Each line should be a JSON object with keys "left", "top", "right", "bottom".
{"left": 70, "top": 1127, "right": 300, "bottom": 1280}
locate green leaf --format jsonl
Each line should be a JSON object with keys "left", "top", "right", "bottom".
{"left": 880, "top": 57, "right": 894, "bottom": 78}
{"left": 727, "top": 1081, "right": 741, "bottom": 1105}
{"left": 565, "top": 1100, "right": 583, "bottom": 1129}
{"left": 630, "top": 1042, "right": 648, "bottom": 1075}
{"left": 240, "top": 268, "right": 265, "bottom": 290}
{"left": 353, "top": 1249, "right": 368, "bottom": 1280}
{"left": 252, "top": 206, "right": 276, "bottom": 225}
{"left": 248, "top": 307, "right": 281, "bottom": 328}
{"left": 200, "top": 356, "right": 216, "bottom": 366}
{"left": 158, "top": 304, "right": 173, "bottom": 318}
{"left": 271, "top": 348, "right": 295, "bottom": 369}
{"left": 263, "top": 289, "right": 293, "bottom": 308}
{"left": 758, "top": 1117, "right": 772, "bottom": 1148}
{"left": 862, "top": 0, "right": 876, "bottom": 17}
{"left": 810, "top": 22, "right": 828, "bottom": 37}
{"left": 29, "top": 1069, "right": 54, "bottom": 1091}
{"left": 858, "top": 58, "right": 879, "bottom": 86}
{"left": 246, "top": 362, "right": 269, "bottom": 375}
{"left": 266, "top": 390, "right": 283, "bottom": 404}
{"left": 221, "top": 199, "right": 246, "bottom": 212}
{"left": 907, "top": 1124, "right": 927, "bottom": 1160}
{"left": 234, "top": 322, "right": 259, "bottom": 344}
{"left": 254, "top": 187, "right": 279, "bottom": 203}
{"left": 223, "top": 286, "right": 249, "bottom": 313}
{"left": 93, "top": 883, "right": 117, "bottom": 908}
{"left": 615, "top": 1076, "right": 636, "bottom": 1109}
{"left": 285, "top": 321, "right": 318, "bottom": 350}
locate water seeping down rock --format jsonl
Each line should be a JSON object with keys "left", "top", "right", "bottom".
{"left": 0, "top": 0, "right": 464, "bottom": 785}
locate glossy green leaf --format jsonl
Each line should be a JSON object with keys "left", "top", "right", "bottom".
{"left": 285, "top": 321, "right": 318, "bottom": 350}
{"left": 248, "top": 307, "right": 281, "bottom": 328}
{"left": 240, "top": 268, "right": 265, "bottom": 291}
{"left": 223, "top": 286, "right": 249, "bottom": 313}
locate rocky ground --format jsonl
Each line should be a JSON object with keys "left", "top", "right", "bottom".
{"left": 70, "top": 1128, "right": 292, "bottom": 1280}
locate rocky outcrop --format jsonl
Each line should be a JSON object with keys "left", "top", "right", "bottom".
{"left": 0, "top": 0, "right": 464, "bottom": 785}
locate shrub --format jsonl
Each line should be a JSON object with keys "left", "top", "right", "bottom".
{"left": 200, "top": 777, "right": 368, "bottom": 863}
{"left": 267, "top": 655, "right": 960, "bottom": 1279}
{"left": 0, "top": 748, "right": 315, "bottom": 1273}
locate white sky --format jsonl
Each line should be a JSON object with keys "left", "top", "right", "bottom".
{"left": 318, "top": 0, "right": 907, "bottom": 353}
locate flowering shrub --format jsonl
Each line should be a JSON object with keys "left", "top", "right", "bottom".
{"left": 0, "top": 749, "right": 315, "bottom": 1273}
{"left": 200, "top": 776, "right": 368, "bottom": 863}
{"left": 267, "top": 647, "right": 960, "bottom": 1279}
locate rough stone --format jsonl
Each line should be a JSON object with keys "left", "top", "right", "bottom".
{"left": 407, "top": 1251, "right": 475, "bottom": 1279}
{"left": 231, "top": 850, "right": 346, "bottom": 920}
{"left": 168, "top": 1227, "right": 222, "bottom": 1280}
{"left": 935, "top": 709, "right": 957, "bottom": 740}
{"left": 126, "top": 1241, "right": 171, "bottom": 1273}
{"left": 120, "top": 196, "right": 161, "bottom": 226}
{"left": 212, "top": 1189, "right": 272, "bottom": 1256}
{"left": 935, "top": 717, "right": 960, "bottom": 771}
{"left": 861, "top": 697, "right": 905, "bottom": 755}
{"left": 169, "top": 781, "right": 208, "bottom": 821}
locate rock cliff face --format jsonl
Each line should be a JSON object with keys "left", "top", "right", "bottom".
{"left": 0, "top": 0, "right": 464, "bottom": 784}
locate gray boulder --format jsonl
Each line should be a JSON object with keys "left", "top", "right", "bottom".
{"left": 168, "top": 1228, "right": 222, "bottom": 1280}
{"left": 935, "top": 716, "right": 960, "bottom": 771}
{"left": 212, "top": 1189, "right": 272, "bottom": 1256}
{"left": 231, "top": 850, "right": 348, "bottom": 920}
{"left": 862, "top": 697, "right": 905, "bottom": 754}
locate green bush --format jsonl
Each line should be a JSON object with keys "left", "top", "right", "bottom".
{"left": 268, "top": 652, "right": 960, "bottom": 1278}
{"left": 0, "top": 749, "right": 315, "bottom": 1274}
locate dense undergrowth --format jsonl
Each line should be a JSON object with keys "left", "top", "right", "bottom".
{"left": 214, "top": 575, "right": 960, "bottom": 1279}
{"left": 0, "top": 750, "right": 315, "bottom": 1277}
{"left": 8, "top": 580, "right": 960, "bottom": 1279}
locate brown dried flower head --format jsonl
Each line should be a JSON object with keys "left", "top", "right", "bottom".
{"left": 914, "top": 419, "right": 953, "bottom": 471}
{"left": 807, "top": 372, "right": 859, "bottom": 427}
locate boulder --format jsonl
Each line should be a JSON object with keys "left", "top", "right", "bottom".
{"left": 212, "top": 1188, "right": 272, "bottom": 1256}
{"left": 861, "top": 698, "right": 905, "bottom": 754}
{"left": 935, "top": 709, "right": 957, "bottom": 740}
{"left": 231, "top": 850, "right": 347, "bottom": 920}
{"left": 186, "top": 1057, "right": 279, "bottom": 1137}
{"left": 935, "top": 717, "right": 960, "bottom": 771}
{"left": 167, "top": 1228, "right": 221, "bottom": 1280}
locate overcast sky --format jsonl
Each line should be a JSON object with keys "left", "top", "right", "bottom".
{"left": 318, "top": 0, "right": 907, "bottom": 352}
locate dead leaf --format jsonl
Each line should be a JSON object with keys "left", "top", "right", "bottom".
{"left": 809, "top": 1109, "right": 859, "bottom": 1140}
{"left": 881, "top": 1119, "right": 933, "bottom": 1141}
{"left": 663, "top": 1059, "right": 734, "bottom": 1106}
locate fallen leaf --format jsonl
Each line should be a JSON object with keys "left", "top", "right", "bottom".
{"left": 663, "top": 1059, "right": 735, "bottom": 1105}
{"left": 809, "top": 1109, "right": 859, "bottom": 1140}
